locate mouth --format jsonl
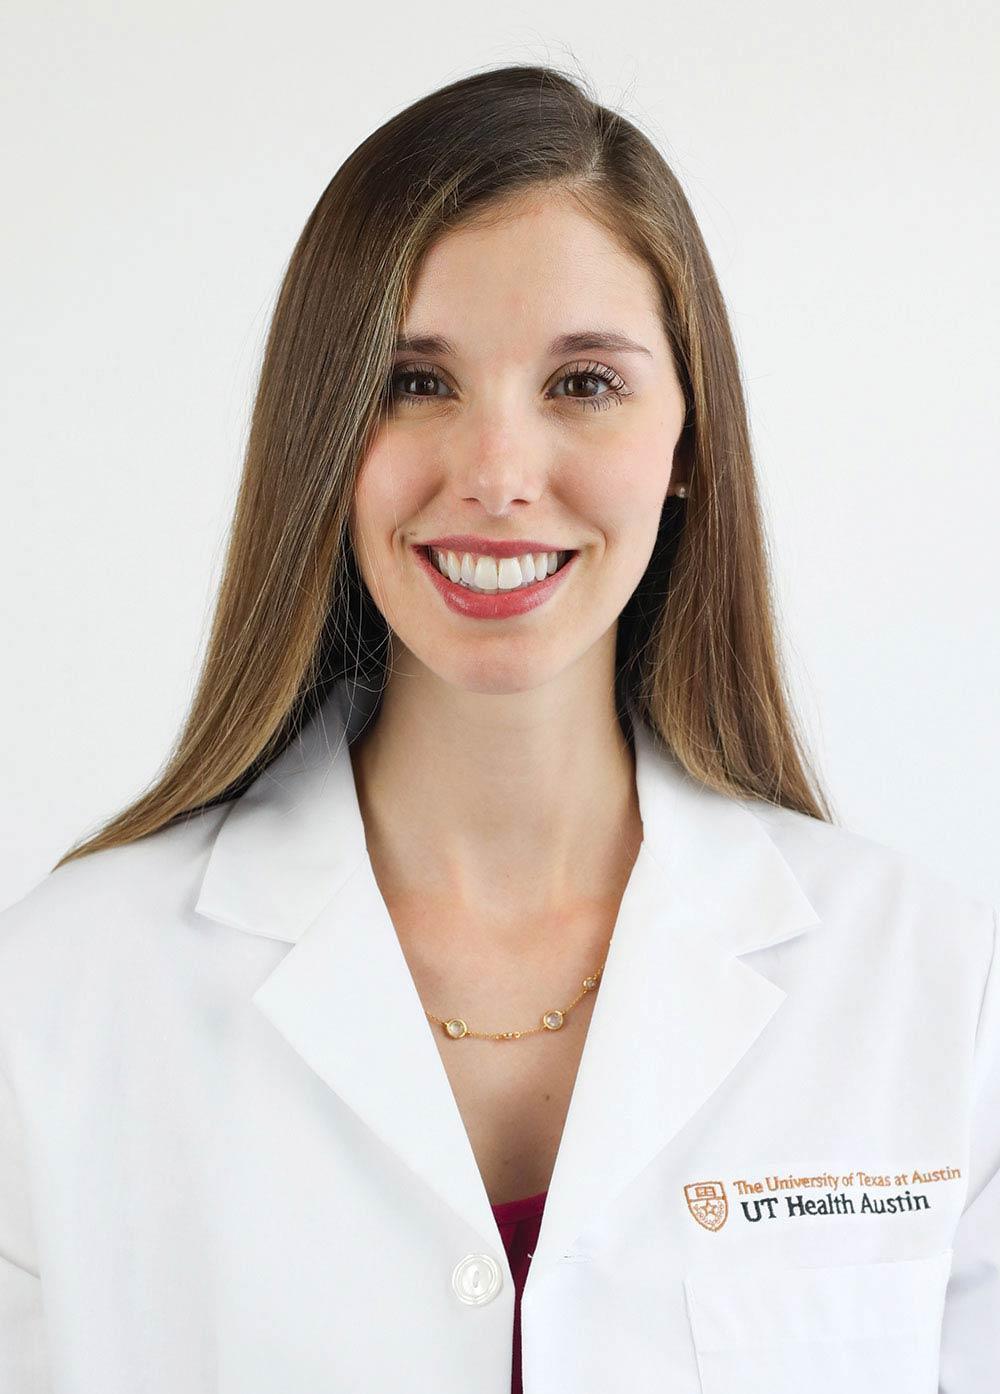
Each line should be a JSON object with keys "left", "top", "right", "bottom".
{"left": 416, "top": 544, "right": 577, "bottom": 594}
{"left": 411, "top": 543, "right": 579, "bottom": 619}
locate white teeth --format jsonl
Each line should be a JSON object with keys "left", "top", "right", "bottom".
{"left": 430, "top": 548, "right": 567, "bottom": 593}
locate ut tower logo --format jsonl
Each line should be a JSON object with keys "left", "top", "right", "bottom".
{"left": 684, "top": 1181, "right": 728, "bottom": 1231}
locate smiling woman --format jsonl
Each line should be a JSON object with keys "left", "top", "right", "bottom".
{"left": 49, "top": 64, "right": 829, "bottom": 853}
{"left": 1, "top": 57, "right": 996, "bottom": 1394}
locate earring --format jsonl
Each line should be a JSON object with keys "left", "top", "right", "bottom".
{"left": 675, "top": 484, "right": 688, "bottom": 498}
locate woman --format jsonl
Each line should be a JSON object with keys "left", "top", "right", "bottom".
{"left": 0, "top": 62, "right": 996, "bottom": 1394}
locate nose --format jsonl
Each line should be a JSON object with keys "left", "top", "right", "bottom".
{"left": 448, "top": 407, "right": 548, "bottom": 514}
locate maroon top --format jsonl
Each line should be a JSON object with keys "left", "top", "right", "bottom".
{"left": 490, "top": 1188, "right": 548, "bottom": 1394}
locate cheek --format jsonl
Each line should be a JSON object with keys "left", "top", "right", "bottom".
{"left": 574, "top": 432, "right": 672, "bottom": 551}
{"left": 352, "top": 443, "right": 426, "bottom": 550}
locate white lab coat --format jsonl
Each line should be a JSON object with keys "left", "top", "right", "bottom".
{"left": 0, "top": 678, "right": 997, "bottom": 1394}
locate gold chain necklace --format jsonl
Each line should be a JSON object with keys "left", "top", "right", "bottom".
{"left": 425, "top": 962, "right": 606, "bottom": 1041}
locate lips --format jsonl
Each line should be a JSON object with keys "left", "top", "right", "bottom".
{"left": 412, "top": 541, "right": 578, "bottom": 619}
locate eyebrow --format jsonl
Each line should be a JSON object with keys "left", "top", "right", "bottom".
{"left": 393, "top": 329, "right": 653, "bottom": 359}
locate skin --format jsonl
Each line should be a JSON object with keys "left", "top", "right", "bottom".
{"left": 347, "top": 188, "right": 688, "bottom": 1008}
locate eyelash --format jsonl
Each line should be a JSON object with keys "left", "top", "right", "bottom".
{"left": 384, "top": 360, "right": 633, "bottom": 414}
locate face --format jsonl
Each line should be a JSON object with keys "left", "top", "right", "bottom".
{"left": 349, "top": 190, "right": 688, "bottom": 697}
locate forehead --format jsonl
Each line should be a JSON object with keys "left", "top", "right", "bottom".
{"left": 403, "top": 193, "right": 665, "bottom": 353}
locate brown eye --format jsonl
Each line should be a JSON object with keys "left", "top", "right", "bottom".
{"left": 561, "top": 373, "right": 609, "bottom": 401}
{"left": 385, "top": 363, "right": 452, "bottom": 406}
{"left": 548, "top": 360, "right": 632, "bottom": 412}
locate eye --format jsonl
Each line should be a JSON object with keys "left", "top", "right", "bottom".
{"left": 383, "top": 359, "right": 633, "bottom": 412}
{"left": 385, "top": 363, "right": 451, "bottom": 406}
{"left": 546, "top": 360, "right": 633, "bottom": 413}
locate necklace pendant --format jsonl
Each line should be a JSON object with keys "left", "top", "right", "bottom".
{"left": 541, "top": 1009, "right": 565, "bottom": 1031}
{"left": 444, "top": 1018, "right": 468, "bottom": 1039}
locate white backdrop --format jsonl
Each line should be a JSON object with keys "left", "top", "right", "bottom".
{"left": 2, "top": 0, "right": 997, "bottom": 909}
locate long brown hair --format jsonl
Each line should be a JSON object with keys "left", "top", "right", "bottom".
{"left": 55, "top": 61, "right": 835, "bottom": 871}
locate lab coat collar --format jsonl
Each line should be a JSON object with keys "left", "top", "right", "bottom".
{"left": 194, "top": 679, "right": 822, "bottom": 1283}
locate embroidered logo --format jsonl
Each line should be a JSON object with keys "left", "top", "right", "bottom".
{"left": 684, "top": 1180, "right": 729, "bottom": 1231}
{"left": 684, "top": 1164, "right": 963, "bottom": 1230}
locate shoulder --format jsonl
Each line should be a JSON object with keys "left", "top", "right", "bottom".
{"left": 0, "top": 804, "right": 233, "bottom": 1024}
{"left": 740, "top": 795, "right": 997, "bottom": 980}
{"left": 744, "top": 794, "right": 993, "bottom": 921}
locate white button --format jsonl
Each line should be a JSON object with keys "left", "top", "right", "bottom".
{"left": 451, "top": 1252, "right": 503, "bottom": 1305}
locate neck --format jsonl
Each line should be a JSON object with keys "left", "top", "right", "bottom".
{"left": 347, "top": 662, "right": 643, "bottom": 957}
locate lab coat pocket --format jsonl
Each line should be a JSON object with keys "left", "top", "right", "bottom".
{"left": 683, "top": 1249, "right": 953, "bottom": 1394}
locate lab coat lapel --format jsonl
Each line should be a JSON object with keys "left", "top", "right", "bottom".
{"left": 193, "top": 681, "right": 823, "bottom": 1273}
{"left": 525, "top": 714, "right": 822, "bottom": 1281}
{"left": 194, "top": 680, "right": 500, "bottom": 1247}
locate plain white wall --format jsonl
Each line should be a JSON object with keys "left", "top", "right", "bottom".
{"left": 2, "top": 1, "right": 997, "bottom": 910}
